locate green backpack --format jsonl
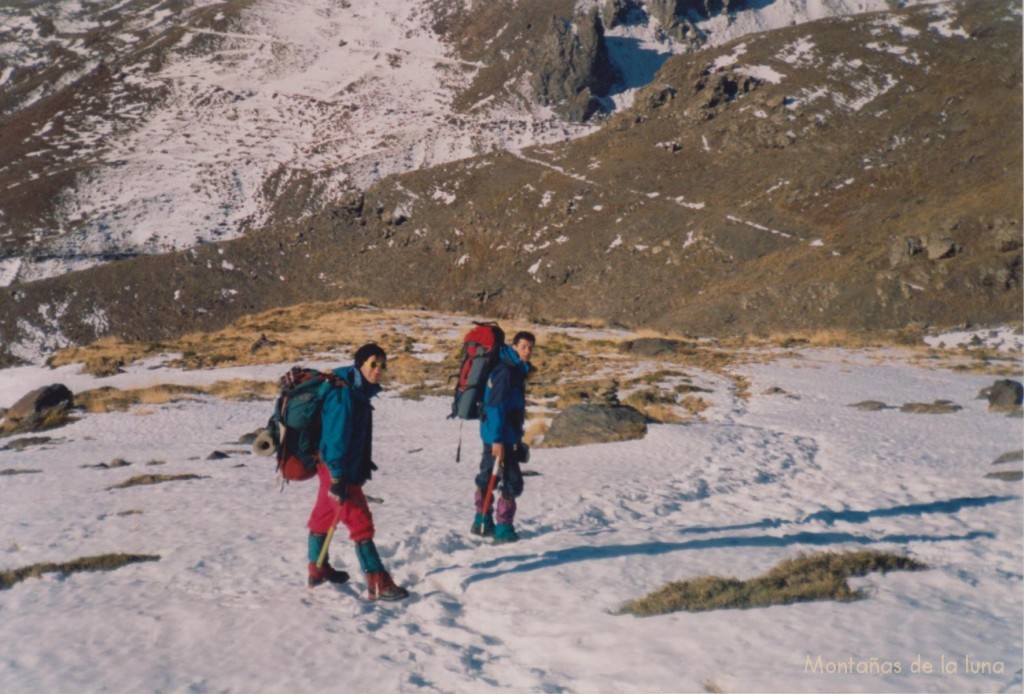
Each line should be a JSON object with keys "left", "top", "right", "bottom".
{"left": 263, "top": 366, "right": 345, "bottom": 482}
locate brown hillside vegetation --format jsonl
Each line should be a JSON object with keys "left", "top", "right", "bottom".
{"left": 43, "top": 302, "right": 1021, "bottom": 435}
{"left": 0, "top": 1, "right": 1019, "bottom": 365}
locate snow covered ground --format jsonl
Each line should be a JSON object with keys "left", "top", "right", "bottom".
{"left": 1, "top": 320, "right": 1021, "bottom": 693}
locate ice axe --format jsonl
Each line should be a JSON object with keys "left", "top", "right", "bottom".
{"left": 315, "top": 505, "right": 344, "bottom": 569}
{"left": 476, "top": 448, "right": 504, "bottom": 534}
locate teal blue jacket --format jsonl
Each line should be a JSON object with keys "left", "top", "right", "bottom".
{"left": 479, "top": 345, "right": 531, "bottom": 445}
{"left": 318, "top": 366, "right": 380, "bottom": 484}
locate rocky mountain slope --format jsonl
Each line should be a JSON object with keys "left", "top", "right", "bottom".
{"left": 0, "top": 0, "right": 1020, "bottom": 365}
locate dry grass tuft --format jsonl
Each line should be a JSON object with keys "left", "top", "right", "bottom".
{"left": 76, "top": 385, "right": 206, "bottom": 413}
{"left": 730, "top": 375, "right": 753, "bottom": 400}
{"left": 0, "top": 553, "right": 160, "bottom": 590}
{"left": 679, "top": 395, "right": 712, "bottom": 417}
{"left": 617, "top": 550, "right": 927, "bottom": 616}
{"left": 107, "top": 474, "right": 206, "bottom": 489}
{"left": 43, "top": 302, "right": 1014, "bottom": 431}
{"left": 759, "top": 329, "right": 888, "bottom": 349}
{"left": 205, "top": 379, "right": 280, "bottom": 401}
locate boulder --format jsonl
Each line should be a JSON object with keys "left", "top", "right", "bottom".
{"left": 925, "top": 233, "right": 957, "bottom": 260}
{"left": 1, "top": 384, "right": 74, "bottom": 435}
{"left": 982, "top": 379, "right": 1023, "bottom": 411}
{"left": 542, "top": 403, "right": 648, "bottom": 448}
{"left": 889, "top": 235, "right": 924, "bottom": 267}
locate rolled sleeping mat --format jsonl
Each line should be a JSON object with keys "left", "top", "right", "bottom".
{"left": 253, "top": 428, "right": 276, "bottom": 457}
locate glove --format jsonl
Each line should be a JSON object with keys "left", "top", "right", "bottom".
{"left": 328, "top": 478, "right": 348, "bottom": 503}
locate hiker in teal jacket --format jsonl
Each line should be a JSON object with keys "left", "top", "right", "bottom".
{"left": 473, "top": 331, "right": 536, "bottom": 543}
{"left": 307, "top": 343, "right": 409, "bottom": 601}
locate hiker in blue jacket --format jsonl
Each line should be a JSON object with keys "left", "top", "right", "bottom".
{"left": 472, "top": 331, "right": 536, "bottom": 543}
{"left": 307, "top": 343, "right": 409, "bottom": 601}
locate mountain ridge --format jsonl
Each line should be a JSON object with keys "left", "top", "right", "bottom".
{"left": 0, "top": 0, "right": 1020, "bottom": 365}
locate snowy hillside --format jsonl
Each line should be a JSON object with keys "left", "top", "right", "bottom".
{"left": 0, "top": 0, "right": 949, "bottom": 285}
{"left": 0, "top": 314, "right": 1021, "bottom": 692}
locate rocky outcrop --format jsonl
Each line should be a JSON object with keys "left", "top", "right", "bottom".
{"left": 529, "top": 10, "right": 618, "bottom": 122}
{"left": 601, "top": 0, "right": 642, "bottom": 29}
{"left": 542, "top": 403, "right": 648, "bottom": 448}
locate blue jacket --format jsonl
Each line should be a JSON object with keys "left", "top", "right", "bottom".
{"left": 480, "top": 345, "right": 531, "bottom": 445}
{"left": 318, "top": 365, "right": 380, "bottom": 484}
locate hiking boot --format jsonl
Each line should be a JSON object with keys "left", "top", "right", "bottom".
{"left": 493, "top": 523, "right": 519, "bottom": 544}
{"left": 367, "top": 571, "right": 409, "bottom": 601}
{"left": 308, "top": 562, "right": 350, "bottom": 588}
{"left": 470, "top": 513, "right": 495, "bottom": 537}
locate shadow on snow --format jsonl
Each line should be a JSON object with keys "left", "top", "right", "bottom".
{"left": 680, "top": 495, "right": 1021, "bottom": 534}
{"left": 444, "top": 495, "right": 1017, "bottom": 588}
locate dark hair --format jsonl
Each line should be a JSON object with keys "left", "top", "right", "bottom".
{"left": 512, "top": 331, "right": 536, "bottom": 345}
{"left": 353, "top": 342, "right": 386, "bottom": 368}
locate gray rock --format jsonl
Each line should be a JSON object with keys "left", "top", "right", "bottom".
{"left": 646, "top": 0, "right": 735, "bottom": 41}
{"left": 238, "top": 431, "right": 261, "bottom": 444}
{"left": 983, "top": 379, "right": 1023, "bottom": 411}
{"left": 850, "top": 400, "right": 890, "bottom": 411}
{"left": 890, "top": 236, "right": 924, "bottom": 267}
{"left": 649, "top": 0, "right": 737, "bottom": 23}
{"left": 1, "top": 384, "right": 74, "bottom": 435}
{"left": 542, "top": 403, "right": 648, "bottom": 448}
{"left": 338, "top": 190, "right": 365, "bottom": 217}
{"left": 925, "top": 234, "right": 957, "bottom": 260}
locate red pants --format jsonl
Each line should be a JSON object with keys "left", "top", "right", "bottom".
{"left": 307, "top": 463, "right": 375, "bottom": 542}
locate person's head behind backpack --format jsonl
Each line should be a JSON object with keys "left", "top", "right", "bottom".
{"left": 510, "top": 331, "right": 536, "bottom": 364}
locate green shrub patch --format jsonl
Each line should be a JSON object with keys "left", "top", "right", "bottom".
{"left": 618, "top": 550, "right": 927, "bottom": 616}
{"left": 0, "top": 553, "right": 160, "bottom": 590}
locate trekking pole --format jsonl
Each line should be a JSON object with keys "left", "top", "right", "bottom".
{"left": 476, "top": 449, "right": 504, "bottom": 535}
{"left": 315, "top": 504, "right": 344, "bottom": 569}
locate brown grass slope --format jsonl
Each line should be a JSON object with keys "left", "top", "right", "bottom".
{"left": 0, "top": 1, "right": 1019, "bottom": 365}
